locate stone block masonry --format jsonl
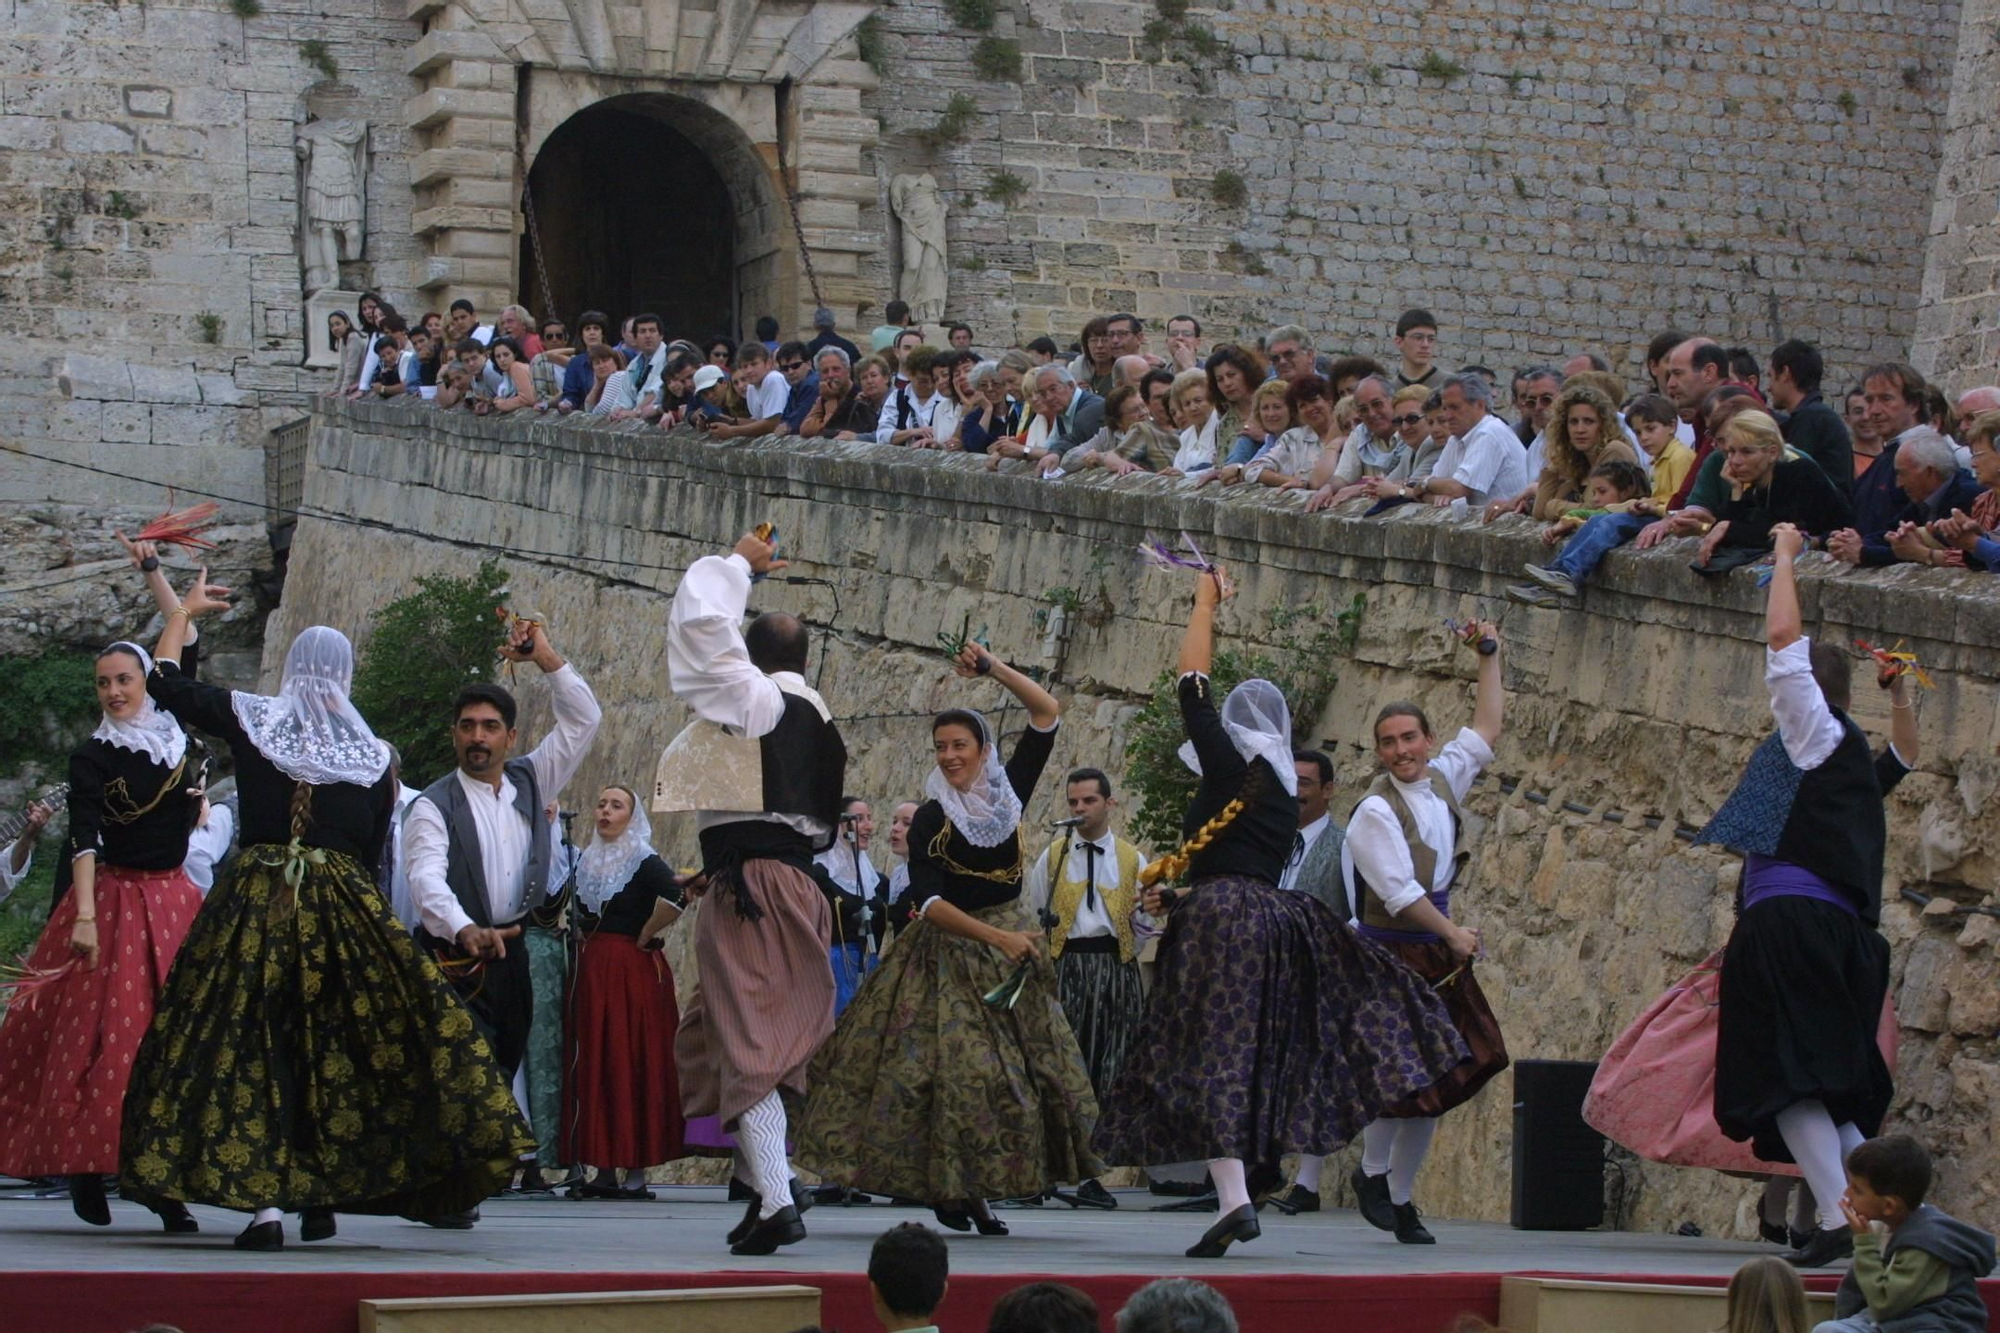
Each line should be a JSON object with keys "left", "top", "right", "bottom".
{"left": 1, "top": 0, "right": 426, "bottom": 518}
{"left": 275, "top": 400, "right": 2000, "bottom": 1233}
{"left": 862, "top": 0, "right": 1963, "bottom": 386}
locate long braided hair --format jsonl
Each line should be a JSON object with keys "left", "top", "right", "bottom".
{"left": 271, "top": 779, "right": 316, "bottom": 917}
{"left": 1139, "top": 764, "right": 1267, "bottom": 887}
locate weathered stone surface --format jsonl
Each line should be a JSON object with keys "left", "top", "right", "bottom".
{"left": 268, "top": 401, "right": 2000, "bottom": 1231}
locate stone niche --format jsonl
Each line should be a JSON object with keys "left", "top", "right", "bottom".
{"left": 304, "top": 289, "right": 365, "bottom": 369}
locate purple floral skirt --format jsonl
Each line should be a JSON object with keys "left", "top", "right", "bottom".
{"left": 1093, "top": 874, "right": 1470, "bottom": 1169}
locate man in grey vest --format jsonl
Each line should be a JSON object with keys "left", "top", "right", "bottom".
{"left": 405, "top": 620, "right": 602, "bottom": 1182}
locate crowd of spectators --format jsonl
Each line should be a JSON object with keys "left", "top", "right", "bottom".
{"left": 324, "top": 291, "right": 2000, "bottom": 590}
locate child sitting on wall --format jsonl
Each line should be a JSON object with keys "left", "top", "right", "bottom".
{"left": 1814, "top": 1135, "right": 1994, "bottom": 1333}
{"left": 1506, "top": 455, "right": 1654, "bottom": 605}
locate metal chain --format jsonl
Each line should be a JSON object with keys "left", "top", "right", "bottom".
{"left": 520, "top": 176, "right": 558, "bottom": 322}
{"left": 785, "top": 182, "right": 827, "bottom": 312}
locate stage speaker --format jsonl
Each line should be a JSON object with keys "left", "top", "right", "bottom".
{"left": 1510, "top": 1058, "right": 1605, "bottom": 1231}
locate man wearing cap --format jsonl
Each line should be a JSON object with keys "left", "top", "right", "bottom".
{"left": 806, "top": 308, "right": 862, "bottom": 367}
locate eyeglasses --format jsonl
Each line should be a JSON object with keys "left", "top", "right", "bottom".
{"left": 1272, "top": 348, "right": 1306, "bottom": 362}
{"left": 780, "top": 361, "right": 806, "bottom": 372}
{"left": 1391, "top": 413, "right": 1424, "bottom": 426}
{"left": 1522, "top": 394, "right": 1559, "bottom": 407}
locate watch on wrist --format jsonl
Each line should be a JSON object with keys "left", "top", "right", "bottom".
{"left": 139, "top": 555, "right": 160, "bottom": 573}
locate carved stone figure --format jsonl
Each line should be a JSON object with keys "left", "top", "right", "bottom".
{"left": 296, "top": 97, "right": 368, "bottom": 295}
{"left": 890, "top": 172, "right": 949, "bottom": 326}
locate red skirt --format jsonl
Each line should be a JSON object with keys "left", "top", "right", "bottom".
{"left": 563, "top": 932, "right": 685, "bottom": 1168}
{"left": 0, "top": 864, "right": 202, "bottom": 1176}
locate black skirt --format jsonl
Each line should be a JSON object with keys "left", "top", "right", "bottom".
{"left": 1714, "top": 894, "right": 1893, "bottom": 1163}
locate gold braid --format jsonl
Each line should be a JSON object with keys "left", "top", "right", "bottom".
{"left": 1138, "top": 765, "right": 1268, "bottom": 888}
{"left": 927, "top": 818, "right": 1024, "bottom": 885}
{"left": 1139, "top": 798, "right": 1245, "bottom": 887}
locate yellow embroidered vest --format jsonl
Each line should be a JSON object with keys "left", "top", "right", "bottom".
{"left": 1045, "top": 834, "right": 1142, "bottom": 962}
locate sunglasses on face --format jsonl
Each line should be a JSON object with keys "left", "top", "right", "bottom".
{"left": 780, "top": 361, "right": 806, "bottom": 372}
{"left": 1392, "top": 413, "right": 1424, "bottom": 427}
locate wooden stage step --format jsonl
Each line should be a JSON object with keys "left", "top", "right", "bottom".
{"left": 1499, "top": 1276, "right": 1837, "bottom": 1333}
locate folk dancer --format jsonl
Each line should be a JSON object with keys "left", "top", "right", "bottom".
{"left": 654, "top": 530, "right": 846, "bottom": 1255}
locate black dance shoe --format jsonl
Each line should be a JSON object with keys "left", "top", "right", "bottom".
{"left": 1075, "top": 1179, "right": 1118, "bottom": 1210}
{"left": 1785, "top": 1225, "right": 1855, "bottom": 1268}
{"left": 1351, "top": 1166, "right": 1395, "bottom": 1232}
{"left": 234, "top": 1219, "right": 284, "bottom": 1251}
{"left": 516, "top": 1164, "right": 554, "bottom": 1193}
{"left": 1760, "top": 1218, "right": 1790, "bottom": 1246}
{"left": 575, "top": 1170, "right": 626, "bottom": 1199}
{"left": 968, "top": 1200, "right": 1010, "bottom": 1236}
{"left": 932, "top": 1204, "right": 973, "bottom": 1232}
{"left": 1185, "top": 1203, "right": 1260, "bottom": 1258}
{"left": 68, "top": 1174, "right": 111, "bottom": 1227}
{"left": 728, "top": 1180, "right": 812, "bottom": 1244}
{"left": 1392, "top": 1202, "right": 1436, "bottom": 1245}
{"left": 730, "top": 1204, "right": 806, "bottom": 1256}
{"left": 300, "top": 1208, "right": 337, "bottom": 1242}
{"left": 150, "top": 1199, "right": 200, "bottom": 1234}
{"left": 1262, "top": 1183, "right": 1321, "bottom": 1215}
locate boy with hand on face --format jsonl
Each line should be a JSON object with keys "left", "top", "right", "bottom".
{"left": 1814, "top": 1135, "right": 1994, "bottom": 1331}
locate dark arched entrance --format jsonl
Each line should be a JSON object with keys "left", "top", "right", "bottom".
{"left": 522, "top": 99, "right": 738, "bottom": 341}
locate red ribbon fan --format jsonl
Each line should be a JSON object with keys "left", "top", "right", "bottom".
{"left": 135, "top": 496, "right": 221, "bottom": 552}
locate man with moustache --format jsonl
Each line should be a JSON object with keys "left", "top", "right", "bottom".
{"left": 405, "top": 620, "right": 603, "bottom": 1206}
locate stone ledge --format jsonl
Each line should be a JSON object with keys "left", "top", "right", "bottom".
{"left": 319, "top": 398, "right": 2000, "bottom": 669}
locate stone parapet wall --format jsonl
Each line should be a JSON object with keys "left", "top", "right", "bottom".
{"left": 273, "top": 400, "right": 2000, "bottom": 1230}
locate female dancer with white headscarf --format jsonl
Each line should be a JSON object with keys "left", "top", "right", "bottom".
{"left": 797, "top": 643, "right": 1101, "bottom": 1234}
{"left": 563, "top": 784, "right": 688, "bottom": 1198}
{"left": 0, "top": 607, "right": 205, "bottom": 1232}
{"left": 1093, "top": 562, "right": 1470, "bottom": 1258}
{"left": 119, "top": 570, "right": 531, "bottom": 1250}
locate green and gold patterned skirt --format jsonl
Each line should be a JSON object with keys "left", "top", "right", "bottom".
{"left": 120, "top": 844, "right": 532, "bottom": 1216}
{"left": 795, "top": 899, "right": 1103, "bottom": 1203}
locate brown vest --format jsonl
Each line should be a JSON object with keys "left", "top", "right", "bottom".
{"left": 1348, "top": 769, "right": 1467, "bottom": 931}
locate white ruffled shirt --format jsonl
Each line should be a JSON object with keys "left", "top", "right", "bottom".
{"left": 1339, "top": 728, "right": 1491, "bottom": 919}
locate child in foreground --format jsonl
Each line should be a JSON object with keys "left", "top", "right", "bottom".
{"left": 1814, "top": 1135, "right": 1994, "bottom": 1333}
{"left": 1726, "top": 1256, "right": 1812, "bottom": 1333}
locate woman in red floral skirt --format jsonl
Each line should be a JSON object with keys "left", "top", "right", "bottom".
{"left": 0, "top": 628, "right": 204, "bottom": 1232}
{"left": 562, "top": 785, "right": 688, "bottom": 1197}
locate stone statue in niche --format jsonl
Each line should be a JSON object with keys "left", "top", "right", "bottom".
{"left": 890, "top": 172, "right": 949, "bottom": 326}
{"left": 296, "top": 84, "right": 369, "bottom": 295}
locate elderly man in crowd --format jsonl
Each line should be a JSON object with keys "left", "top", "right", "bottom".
{"left": 1828, "top": 427, "right": 1980, "bottom": 567}
{"left": 1392, "top": 373, "right": 1527, "bottom": 508}
{"left": 1166, "top": 315, "right": 1203, "bottom": 371}
{"left": 799, "top": 346, "right": 875, "bottom": 439}
{"left": 1516, "top": 366, "right": 1567, "bottom": 479}
{"left": 1116, "top": 1279, "right": 1238, "bottom": 1333}
{"left": 994, "top": 364, "right": 1103, "bottom": 474}
{"left": 1954, "top": 386, "right": 2000, "bottom": 444}
{"left": 1266, "top": 324, "right": 1318, "bottom": 386}
{"left": 1305, "top": 373, "right": 1404, "bottom": 510}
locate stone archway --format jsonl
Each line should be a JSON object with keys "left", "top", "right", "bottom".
{"left": 404, "top": 0, "right": 882, "bottom": 335}
{"left": 522, "top": 94, "right": 766, "bottom": 339}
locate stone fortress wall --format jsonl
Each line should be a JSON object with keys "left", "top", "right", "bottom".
{"left": 6, "top": 0, "right": 2000, "bottom": 536}
{"left": 272, "top": 398, "right": 2000, "bottom": 1232}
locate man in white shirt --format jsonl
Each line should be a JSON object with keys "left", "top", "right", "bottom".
{"left": 655, "top": 529, "right": 846, "bottom": 1256}
{"left": 1265, "top": 749, "right": 1347, "bottom": 1214}
{"left": 612, "top": 312, "right": 667, "bottom": 420}
{"left": 180, "top": 793, "right": 234, "bottom": 895}
{"left": 1516, "top": 367, "right": 1565, "bottom": 480}
{"left": 447, "top": 298, "right": 495, "bottom": 348}
{"left": 0, "top": 797, "right": 53, "bottom": 904}
{"left": 1023, "top": 767, "right": 1154, "bottom": 1209}
{"left": 1338, "top": 622, "right": 1510, "bottom": 1246}
{"left": 1398, "top": 374, "right": 1528, "bottom": 508}
{"left": 404, "top": 622, "right": 602, "bottom": 1199}
{"left": 707, "top": 342, "right": 791, "bottom": 440}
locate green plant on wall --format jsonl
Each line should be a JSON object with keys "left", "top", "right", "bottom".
{"left": 854, "top": 15, "right": 888, "bottom": 77}
{"left": 922, "top": 93, "right": 980, "bottom": 145}
{"left": 984, "top": 169, "right": 1029, "bottom": 205}
{"left": 1122, "top": 594, "right": 1364, "bottom": 855}
{"left": 350, "top": 560, "right": 510, "bottom": 787}
{"left": 1211, "top": 169, "right": 1248, "bottom": 207}
{"left": 300, "top": 38, "right": 339, "bottom": 80}
{"left": 195, "top": 311, "right": 223, "bottom": 343}
{"left": 972, "top": 36, "right": 1023, "bottom": 81}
